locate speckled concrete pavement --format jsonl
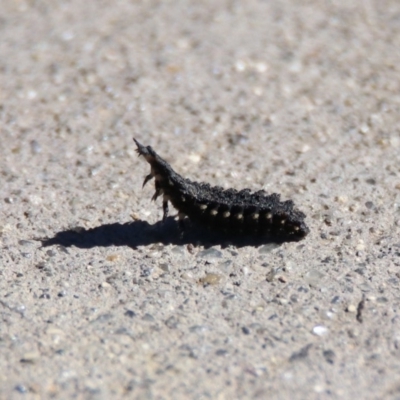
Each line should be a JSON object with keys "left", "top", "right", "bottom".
{"left": 1, "top": 1, "right": 400, "bottom": 399}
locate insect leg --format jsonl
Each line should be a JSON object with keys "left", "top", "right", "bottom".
{"left": 151, "top": 180, "right": 163, "bottom": 201}
{"left": 178, "top": 212, "right": 186, "bottom": 236}
{"left": 162, "top": 200, "right": 169, "bottom": 220}
{"left": 142, "top": 173, "right": 154, "bottom": 188}
{"left": 152, "top": 189, "right": 162, "bottom": 201}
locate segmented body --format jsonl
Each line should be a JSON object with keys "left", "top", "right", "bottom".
{"left": 134, "top": 139, "right": 309, "bottom": 242}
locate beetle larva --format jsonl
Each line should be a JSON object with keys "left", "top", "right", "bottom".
{"left": 134, "top": 138, "right": 309, "bottom": 242}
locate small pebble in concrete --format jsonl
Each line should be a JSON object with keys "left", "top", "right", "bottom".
{"left": 323, "top": 349, "right": 336, "bottom": 364}
{"left": 159, "top": 263, "right": 171, "bottom": 272}
{"left": 305, "top": 269, "right": 325, "bottom": 287}
{"left": 15, "top": 384, "right": 28, "bottom": 393}
{"left": 258, "top": 243, "right": 280, "bottom": 254}
{"left": 30, "top": 140, "right": 42, "bottom": 154}
{"left": 142, "top": 313, "right": 155, "bottom": 322}
{"left": 312, "top": 325, "right": 328, "bottom": 336}
{"left": 124, "top": 310, "right": 136, "bottom": 318}
{"left": 197, "top": 248, "right": 222, "bottom": 260}
{"left": 199, "top": 273, "right": 223, "bottom": 285}
{"left": 346, "top": 304, "right": 357, "bottom": 313}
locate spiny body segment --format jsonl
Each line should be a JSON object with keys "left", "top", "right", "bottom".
{"left": 134, "top": 139, "right": 309, "bottom": 242}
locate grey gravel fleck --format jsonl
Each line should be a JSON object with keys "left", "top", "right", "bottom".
{"left": 218, "top": 260, "right": 233, "bottom": 273}
{"left": 142, "top": 313, "right": 155, "bottom": 322}
{"left": 223, "top": 293, "right": 237, "bottom": 300}
{"left": 57, "top": 245, "right": 69, "bottom": 254}
{"left": 159, "top": 263, "right": 171, "bottom": 272}
{"left": 124, "top": 310, "right": 136, "bottom": 318}
{"left": 115, "top": 327, "right": 131, "bottom": 335}
{"left": 359, "top": 283, "right": 373, "bottom": 292}
{"left": 14, "top": 384, "right": 28, "bottom": 393}
{"left": 266, "top": 268, "right": 279, "bottom": 282}
{"left": 354, "top": 267, "right": 366, "bottom": 275}
{"left": 18, "top": 240, "right": 33, "bottom": 246}
{"left": 323, "top": 349, "right": 336, "bottom": 364}
{"left": 365, "top": 201, "right": 374, "bottom": 209}
{"left": 290, "top": 344, "right": 312, "bottom": 362}
{"left": 180, "top": 345, "right": 199, "bottom": 359}
{"left": 249, "top": 323, "right": 265, "bottom": 334}
{"left": 140, "top": 265, "right": 153, "bottom": 277}
{"left": 331, "top": 296, "right": 341, "bottom": 304}
{"left": 377, "top": 297, "right": 388, "bottom": 303}
{"left": 258, "top": 243, "right": 280, "bottom": 254}
{"left": 197, "top": 248, "right": 223, "bottom": 260}
{"left": 92, "top": 313, "right": 113, "bottom": 324}
{"left": 242, "top": 326, "right": 251, "bottom": 335}
{"left": 305, "top": 269, "right": 325, "bottom": 287}
{"left": 189, "top": 325, "right": 209, "bottom": 334}
{"left": 171, "top": 246, "right": 186, "bottom": 255}
{"left": 387, "top": 278, "right": 398, "bottom": 285}
{"left": 30, "top": 140, "right": 42, "bottom": 154}
{"left": 70, "top": 226, "right": 85, "bottom": 233}
{"left": 356, "top": 294, "right": 365, "bottom": 324}
{"left": 290, "top": 294, "right": 299, "bottom": 303}
{"left": 298, "top": 286, "right": 309, "bottom": 293}
{"left": 165, "top": 316, "right": 179, "bottom": 329}
{"left": 149, "top": 243, "right": 165, "bottom": 252}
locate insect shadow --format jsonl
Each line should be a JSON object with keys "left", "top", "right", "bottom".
{"left": 38, "top": 217, "right": 289, "bottom": 250}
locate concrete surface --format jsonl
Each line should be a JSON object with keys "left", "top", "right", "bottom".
{"left": 1, "top": 0, "right": 400, "bottom": 399}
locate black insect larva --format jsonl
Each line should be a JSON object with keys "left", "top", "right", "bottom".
{"left": 134, "top": 139, "right": 309, "bottom": 242}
